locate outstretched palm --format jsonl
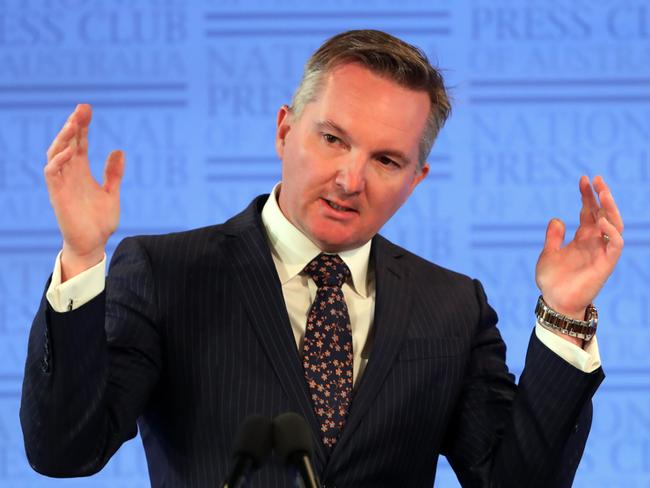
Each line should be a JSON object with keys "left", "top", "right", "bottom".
{"left": 536, "top": 175, "right": 624, "bottom": 319}
{"left": 44, "top": 104, "right": 125, "bottom": 279}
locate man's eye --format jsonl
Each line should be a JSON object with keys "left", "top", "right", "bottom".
{"left": 378, "top": 156, "right": 398, "bottom": 167}
{"left": 323, "top": 133, "right": 340, "bottom": 144}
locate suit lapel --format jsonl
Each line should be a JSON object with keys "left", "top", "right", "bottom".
{"left": 221, "top": 196, "right": 327, "bottom": 466}
{"left": 327, "top": 235, "right": 413, "bottom": 463}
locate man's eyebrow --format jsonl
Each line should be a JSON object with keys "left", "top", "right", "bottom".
{"left": 315, "top": 119, "right": 351, "bottom": 138}
{"left": 315, "top": 119, "right": 412, "bottom": 166}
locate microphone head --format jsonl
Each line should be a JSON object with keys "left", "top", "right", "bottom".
{"left": 273, "top": 412, "right": 314, "bottom": 464}
{"left": 232, "top": 414, "right": 273, "bottom": 468}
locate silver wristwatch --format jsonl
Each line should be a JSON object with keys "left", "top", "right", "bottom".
{"left": 535, "top": 295, "right": 598, "bottom": 341}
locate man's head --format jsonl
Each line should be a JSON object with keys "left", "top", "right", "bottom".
{"left": 291, "top": 30, "right": 450, "bottom": 171}
{"left": 275, "top": 30, "right": 450, "bottom": 252}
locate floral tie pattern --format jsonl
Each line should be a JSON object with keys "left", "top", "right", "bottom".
{"left": 302, "top": 253, "right": 353, "bottom": 449}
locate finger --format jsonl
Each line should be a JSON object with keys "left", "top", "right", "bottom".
{"left": 46, "top": 116, "right": 77, "bottom": 161}
{"left": 594, "top": 176, "right": 624, "bottom": 235}
{"left": 598, "top": 217, "right": 624, "bottom": 258}
{"left": 44, "top": 146, "right": 74, "bottom": 184}
{"left": 543, "top": 218, "right": 565, "bottom": 252}
{"left": 592, "top": 174, "right": 607, "bottom": 195}
{"left": 579, "top": 175, "right": 600, "bottom": 227}
{"left": 75, "top": 103, "right": 92, "bottom": 126}
{"left": 103, "top": 150, "right": 125, "bottom": 194}
{"left": 75, "top": 104, "right": 92, "bottom": 156}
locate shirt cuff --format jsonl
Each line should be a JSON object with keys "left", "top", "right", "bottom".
{"left": 535, "top": 321, "right": 601, "bottom": 373}
{"left": 45, "top": 250, "right": 106, "bottom": 312}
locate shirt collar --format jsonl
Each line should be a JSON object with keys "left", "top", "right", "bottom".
{"left": 261, "top": 183, "right": 371, "bottom": 297}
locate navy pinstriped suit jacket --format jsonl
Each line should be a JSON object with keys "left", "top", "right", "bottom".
{"left": 21, "top": 195, "right": 604, "bottom": 487}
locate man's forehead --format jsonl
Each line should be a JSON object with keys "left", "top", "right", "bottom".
{"left": 318, "top": 64, "right": 429, "bottom": 119}
{"left": 321, "top": 62, "right": 426, "bottom": 98}
{"left": 312, "top": 66, "right": 427, "bottom": 142}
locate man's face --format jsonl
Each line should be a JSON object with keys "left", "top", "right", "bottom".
{"left": 276, "top": 63, "right": 430, "bottom": 252}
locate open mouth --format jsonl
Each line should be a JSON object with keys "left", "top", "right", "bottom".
{"left": 324, "top": 199, "right": 356, "bottom": 212}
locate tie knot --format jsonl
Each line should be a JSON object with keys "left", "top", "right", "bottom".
{"left": 304, "top": 253, "right": 351, "bottom": 289}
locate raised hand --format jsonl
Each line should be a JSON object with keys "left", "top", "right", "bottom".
{"left": 44, "top": 104, "right": 125, "bottom": 281}
{"left": 535, "top": 176, "right": 624, "bottom": 328}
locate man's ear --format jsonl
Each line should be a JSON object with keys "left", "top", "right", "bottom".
{"left": 409, "top": 162, "right": 429, "bottom": 195}
{"left": 275, "top": 105, "right": 292, "bottom": 159}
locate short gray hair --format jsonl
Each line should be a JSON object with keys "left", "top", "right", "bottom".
{"left": 290, "top": 29, "right": 451, "bottom": 171}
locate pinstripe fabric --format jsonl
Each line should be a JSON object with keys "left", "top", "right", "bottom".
{"left": 20, "top": 195, "right": 604, "bottom": 487}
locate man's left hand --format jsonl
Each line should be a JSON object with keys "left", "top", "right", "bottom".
{"left": 535, "top": 175, "right": 624, "bottom": 346}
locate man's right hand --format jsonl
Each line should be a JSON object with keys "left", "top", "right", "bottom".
{"left": 44, "top": 104, "right": 125, "bottom": 282}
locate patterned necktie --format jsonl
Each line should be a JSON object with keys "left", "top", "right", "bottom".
{"left": 302, "top": 253, "right": 354, "bottom": 449}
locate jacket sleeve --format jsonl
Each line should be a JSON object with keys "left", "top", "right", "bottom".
{"left": 19, "top": 237, "right": 162, "bottom": 477}
{"left": 441, "top": 279, "right": 604, "bottom": 488}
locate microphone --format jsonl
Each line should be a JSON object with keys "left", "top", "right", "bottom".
{"left": 273, "top": 412, "right": 321, "bottom": 488}
{"left": 221, "top": 415, "right": 273, "bottom": 488}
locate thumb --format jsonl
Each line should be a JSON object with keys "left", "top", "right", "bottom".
{"left": 103, "top": 150, "right": 125, "bottom": 194}
{"left": 543, "top": 218, "right": 565, "bottom": 252}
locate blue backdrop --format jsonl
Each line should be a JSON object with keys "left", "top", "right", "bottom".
{"left": 1, "top": 0, "right": 647, "bottom": 486}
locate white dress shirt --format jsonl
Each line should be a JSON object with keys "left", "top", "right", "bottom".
{"left": 46, "top": 184, "right": 601, "bottom": 379}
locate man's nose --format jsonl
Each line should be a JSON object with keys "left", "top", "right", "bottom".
{"left": 335, "top": 154, "right": 367, "bottom": 195}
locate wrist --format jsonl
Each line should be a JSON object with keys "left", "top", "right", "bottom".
{"left": 535, "top": 295, "right": 598, "bottom": 343}
{"left": 61, "top": 243, "right": 104, "bottom": 282}
{"left": 541, "top": 298, "right": 586, "bottom": 322}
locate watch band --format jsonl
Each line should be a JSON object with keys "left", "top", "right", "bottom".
{"left": 535, "top": 295, "right": 598, "bottom": 341}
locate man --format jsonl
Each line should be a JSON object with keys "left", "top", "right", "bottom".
{"left": 20, "top": 30, "right": 623, "bottom": 487}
